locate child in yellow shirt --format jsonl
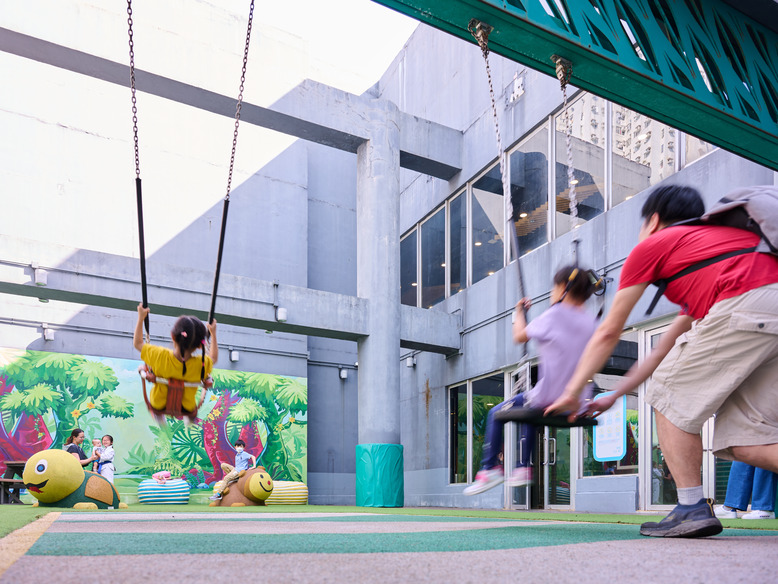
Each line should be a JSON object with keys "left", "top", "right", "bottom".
{"left": 134, "top": 304, "right": 218, "bottom": 415}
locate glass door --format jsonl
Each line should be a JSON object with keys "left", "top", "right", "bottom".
{"left": 545, "top": 426, "right": 573, "bottom": 508}
{"left": 642, "top": 324, "right": 716, "bottom": 510}
{"left": 507, "top": 364, "right": 531, "bottom": 509}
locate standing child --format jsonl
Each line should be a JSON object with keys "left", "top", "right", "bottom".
{"left": 464, "top": 265, "right": 599, "bottom": 495}
{"left": 133, "top": 304, "right": 218, "bottom": 418}
{"left": 209, "top": 440, "right": 257, "bottom": 500}
{"left": 96, "top": 435, "right": 116, "bottom": 483}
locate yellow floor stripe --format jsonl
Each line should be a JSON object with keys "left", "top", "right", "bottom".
{"left": 0, "top": 512, "right": 61, "bottom": 578}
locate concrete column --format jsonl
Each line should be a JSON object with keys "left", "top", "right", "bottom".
{"left": 356, "top": 100, "right": 401, "bottom": 446}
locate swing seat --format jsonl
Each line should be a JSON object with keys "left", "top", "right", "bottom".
{"left": 138, "top": 364, "right": 210, "bottom": 420}
{"left": 493, "top": 405, "right": 597, "bottom": 428}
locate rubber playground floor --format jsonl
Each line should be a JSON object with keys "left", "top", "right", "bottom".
{"left": 2, "top": 506, "right": 778, "bottom": 583}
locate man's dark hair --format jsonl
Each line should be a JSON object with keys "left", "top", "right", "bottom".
{"left": 640, "top": 185, "right": 705, "bottom": 225}
{"left": 235, "top": 439, "right": 246, "bottom": 448}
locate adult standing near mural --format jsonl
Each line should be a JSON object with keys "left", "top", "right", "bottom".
{"left": 64, "top": 428, "right": 98, "bottom": 468}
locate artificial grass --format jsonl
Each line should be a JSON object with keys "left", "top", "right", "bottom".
{"left": 3, "top": 504, "right": 777, "bottom": 540}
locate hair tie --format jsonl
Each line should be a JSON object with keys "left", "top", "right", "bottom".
{"left": 181, "top": 331, "right": 188, "bottom": 338}
{"left": 202, "top": 339, "right": 206, "bottom": 345}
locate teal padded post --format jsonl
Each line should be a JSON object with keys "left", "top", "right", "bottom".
{"left": 355, "top": 443, "right": 404, "bottom": 507}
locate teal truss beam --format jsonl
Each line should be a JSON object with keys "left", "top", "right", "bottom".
{"left": 373, "top": 0, "right": 778, "bottom": 171}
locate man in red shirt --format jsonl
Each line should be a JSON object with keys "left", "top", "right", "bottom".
{"left": 546, "top": 184, "right": 778, "bottom": 538}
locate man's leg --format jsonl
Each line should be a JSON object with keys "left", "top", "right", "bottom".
{"left": 730, "top": 444, "right": 778, "bottom": 474}
{"left": 655, "top": 410, "right": 702, "bottom": 489}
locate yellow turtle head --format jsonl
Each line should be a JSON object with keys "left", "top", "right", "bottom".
{"left": 244, "top": 466, "right": 273, "bottom": 502}
{"left": 23, "top": 449, "right": 83, "bottom": 503}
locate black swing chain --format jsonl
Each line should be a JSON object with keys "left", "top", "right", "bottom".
{"left": 127, "top": 0, "right": 140, "bottom": 180}
{"left": 225, "top": 0, "right": 255, "bottom": 202}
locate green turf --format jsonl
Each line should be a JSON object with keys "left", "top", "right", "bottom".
{"left": 4, "top": 504, "right": 777, "bottom": 540}
{"left": 28, "top": 523, "right": 645, "bottom": 555}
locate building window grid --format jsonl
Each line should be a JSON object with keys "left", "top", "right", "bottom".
{"left": 401, "top": 95, "right": 716, "bottom": 307}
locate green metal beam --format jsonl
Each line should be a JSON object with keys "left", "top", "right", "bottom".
{"left": 373, "top": 0, "right": 778, "bottom": 171}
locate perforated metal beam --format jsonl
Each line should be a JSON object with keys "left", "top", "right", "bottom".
{"left": 373, "top": 0, "right": 778, "bottom": 171}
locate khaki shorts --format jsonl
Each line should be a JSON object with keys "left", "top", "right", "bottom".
{"left": 646, "top": 283, "right": 778, "bottom": 459}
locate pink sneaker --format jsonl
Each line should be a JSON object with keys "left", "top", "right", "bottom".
{"left": 505, "top": 467, "right": 533, "bottom": 487}
{"left": 463, "top": 467, "right": 504, "bottom": 495}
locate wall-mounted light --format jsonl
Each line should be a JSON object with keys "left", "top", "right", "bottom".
{"left": 42, "top": 324, "right": 54, "bottom": 341}
{"left": 32, "top": 262, "right": 48, "bottom": 286}
{"left": 339, "top": 368, "right": 348, "bottom": 380}
{"left": 276, "top": 307, "right": 288, "bottom": 323}
{"left": 405, "top": 356, "right": 416, "bottom": 368}
{"left": 229, "top": 350, "right": 240, "bottom": 363}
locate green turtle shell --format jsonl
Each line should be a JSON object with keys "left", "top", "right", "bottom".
{"left": 37, "top": 470, "right": 121, "bottom": 509}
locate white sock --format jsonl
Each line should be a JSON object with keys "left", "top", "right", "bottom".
{"left": 677, "top": 486, "right": 704, "bottom": 505}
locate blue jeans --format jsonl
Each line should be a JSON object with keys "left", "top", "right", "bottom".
{"left": 724, "top": 461, "right": 778, "bottom": 512}
{"left": 480, "top": 393, "right": 535, "bottom": 470}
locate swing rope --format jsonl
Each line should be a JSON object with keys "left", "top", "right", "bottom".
{"left": 210, "top": 0, "right": 255, "bottom": 325}
{"left": 551, "top": 54, "right": 580, "bottom": 261}
{"left": 468, "top": 20, "right": 528, "bottom": 350}
{"left": 127, "top": 0, "right": 149, "bottom": 343}
{"left": 127, "top": 0, "right": 255, "bottom": 338}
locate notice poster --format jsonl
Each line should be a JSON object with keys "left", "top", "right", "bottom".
{"left": 593, "top": 392, "right": 626, "bottom": 462}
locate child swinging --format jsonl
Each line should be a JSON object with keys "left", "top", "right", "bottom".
{"left": 134, "top": 303, "right": 218, "bottom": 422}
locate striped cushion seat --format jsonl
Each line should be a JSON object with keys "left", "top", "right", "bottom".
{"left": 266, "top": 480, "right": 308, "bottom": 505}
{"left": 137, "top": 478, "right": 190, "bottom": 505}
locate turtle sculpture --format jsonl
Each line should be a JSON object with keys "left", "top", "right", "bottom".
{"left": 23, "top": 449, "right": 127, "bottom": 509}
{"left": 209, "top": 465, "right": 273, "bottom": 507}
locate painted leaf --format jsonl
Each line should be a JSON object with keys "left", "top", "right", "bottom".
{"left": 2, "top": 353, "right": 44, "bottom": 390}
{"left": 275, "top": 378, "right": 307, "bottom": 414}
{"left": 228, "top": 398, "right": 267, "bottom": 423}
{"left": 96, "top": 393, "right": 135, "bottom": 418}
{"left": 68, "top": 360, "right": 119, "bottom": 398}
{"left": 34, "top": 352, "right": 85, "bottom": 387}
{"left": 21, "top": 383, "right": 60, "bottom": 416}
{"left": 211, "top": 370, "right": 247, "bottom": 394}
{"left": 171, "top": 422, "right": 207, "bottom": 468}
{"left": 0, "top": 391, "right": 25, "bottom": 412}
{"left": 240, "top": 373, "right": 284, "bottom": 401}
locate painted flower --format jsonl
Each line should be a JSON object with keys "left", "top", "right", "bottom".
{"left": 71, "top": 409, "right": 81, "bottom": 418}
{"left": 86, "top": 401, "right": 96, "bottom": 409}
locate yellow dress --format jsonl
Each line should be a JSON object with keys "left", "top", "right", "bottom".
{"left": 141, "top": 344, "right": 213, "bottom": 412}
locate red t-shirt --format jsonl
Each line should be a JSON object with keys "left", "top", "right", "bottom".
{"left": 619, "top": 225, "right": 778, "bottom": 319}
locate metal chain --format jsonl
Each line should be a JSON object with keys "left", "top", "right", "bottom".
{"left": 224, "top": 0, "right": 255, "bottom": 202}
{"left": 127, "top": 0, "right": 140, "bottom": 179}
{"left": 468, "top": 20, "right": 513, "bottom": 243}
{"left": 552, "top": 55, "right": 577, "bottom": 234}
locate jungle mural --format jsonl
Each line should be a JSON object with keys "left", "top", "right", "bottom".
{"left": 0, "top": 348, "right": 307, "bottom": 489}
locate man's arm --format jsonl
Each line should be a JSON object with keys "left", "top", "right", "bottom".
{"left": 583, "top": 313, "right": 694, "bottom": 416}
{"left": 545, "top": 283, "right": 648, "bottom": 416}
{"left": 512, "top": 299, "right": 531, "bottom": 344}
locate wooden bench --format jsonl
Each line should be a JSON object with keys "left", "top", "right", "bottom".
{"left": 0, "top": 477, "right": 27, "bottom": 504}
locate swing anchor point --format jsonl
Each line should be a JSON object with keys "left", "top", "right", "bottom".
{"left": 468, "top": 19, "right": 493, "bottom": 47}
{"left": 551, "top": 54, "right": 573, "bottom": 85}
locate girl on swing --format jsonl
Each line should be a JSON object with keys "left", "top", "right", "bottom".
{"left": 133, "top": 304, "right": 218, "bottom": 419}
{"left": 464, "top": 265, "right": 599, "bottom": 495}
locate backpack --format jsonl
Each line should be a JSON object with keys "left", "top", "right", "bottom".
{"left": 646, "top": 185, "right": 778, "bottom": 315}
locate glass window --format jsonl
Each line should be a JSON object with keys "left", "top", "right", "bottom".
{"left": 612, "top": 105, "right": 675, "bottom": 206}
{"left": 582, "top": 333, "right": 639, "bottom": 478}
{"left": 400, "top": 230, "right": 417, "bottom": 307}
{"left": 471, "top": 165, "right": 504, "bottom": 284}
{"left": 555, "top": 94, "right": 605, "bottom": 236}
{"left": 449, "top": 192, "right": 466, "bottom": 294}
{"left": 449, "top": 385, "right": 467, "bottom": 484}
{"left": 684, "top": 135, "right": 716, "bottom": 167}
{"left": 421, "top": 207, "right": 446, "bottom": 308}
{"left": 471, "top": 375, "right": 505, "bottom": 474}
{"left": 509, "top": 123, "right": 549, "bottom": 255}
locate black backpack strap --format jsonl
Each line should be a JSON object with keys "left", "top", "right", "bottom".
{"left": 646, "top": 246, "right": 758, "bottom": 315}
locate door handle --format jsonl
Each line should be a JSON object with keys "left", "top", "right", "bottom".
{"left": 549, "top": 437, "right": 556, "bottom": 466}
